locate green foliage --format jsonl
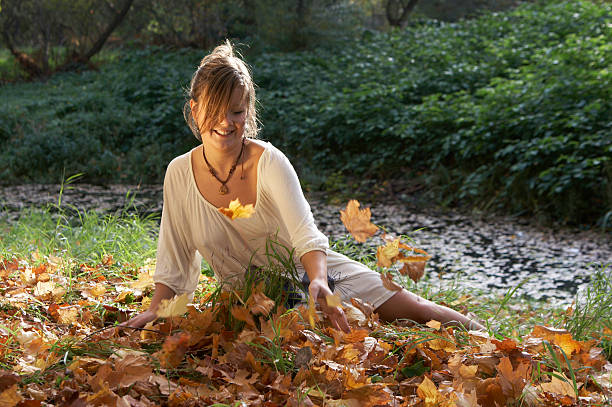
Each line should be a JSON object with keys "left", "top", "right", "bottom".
{"left": 0, "top": 0, "right": 609, "bottom": 225}
{"left": 0, "top": 47, "right": 200, "bottom": 183}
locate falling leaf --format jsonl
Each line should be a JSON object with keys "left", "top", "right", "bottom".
{"left": 325, "top": 293, "right": 342, "bottom": 308}
{"left": 376, "top": 238, "right": 400, "bottom": 268}
{"left": 218, "top": 198, "right": 255, "bottom": 220}
{"left": 230, "top": 305, "right": 255, "bottom": 327}
{"left": 399, "top": 260, "right": 427, "bottom": 283}
{"left": 340, "top": 200, "right": 378, "bottom": 243}
{"left": 380, "top": 271, "right": 402, "bottom": 291}
{"left": 156, "top": 293, "right": 190, "bottom": 319}
{"left": 308, "top": 296, "right": 317, "bottom": 328}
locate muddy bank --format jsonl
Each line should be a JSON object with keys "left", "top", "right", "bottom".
{"left": 2, "top": 183, "right": 610, "bottom": 306}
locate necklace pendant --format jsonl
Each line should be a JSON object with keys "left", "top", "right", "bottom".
{"left": 219, "top": 184, "right": 229, "bottom": 195}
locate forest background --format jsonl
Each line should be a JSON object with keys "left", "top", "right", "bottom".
{"left": 0, "top": 0, "right": 610, "bottom": 227}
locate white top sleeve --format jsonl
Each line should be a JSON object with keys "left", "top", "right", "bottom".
{"left": 261, "top": 146, "right": 329, "bottom": 260}
{"left": 153, "top": 158, "right": 202, "bottom": 295}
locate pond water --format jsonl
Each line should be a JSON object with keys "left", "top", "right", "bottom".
{"left": 2, "top": 184, "right": 610, "bottom": 307}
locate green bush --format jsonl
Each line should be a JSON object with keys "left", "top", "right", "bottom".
{"left": 0, "top": 0, "right": 609, "bottom": 225}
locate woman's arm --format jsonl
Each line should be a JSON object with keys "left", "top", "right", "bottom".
{"left": 301, "top": 250, "right": 350, "bottom": 333}
{"left": 120, "top": 283, "right": 176, "bottom": 328}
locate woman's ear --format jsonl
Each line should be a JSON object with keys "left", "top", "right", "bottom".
{"left": 190, "top": 99, "right": 197, "bottom": 114}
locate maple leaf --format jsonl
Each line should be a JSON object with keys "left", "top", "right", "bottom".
{"left": 218, "top": 198, "right": 255, "bottom": 220}
{"left": 247, "top": 292, "right": 275, "bottom": 316}
{"left": 380, "top": 271, "right": 402, "bottom": 291}
{"left": 156, "top": 293, "right": 190, "bottom": 319}
{"left": 496, "top": 356, "right": 531, "bottom": 400}
{"left": 399, "top": 260, "right": 427, "bottom": 283}
{"left": 325, "top": 293, "right": 342, "bottom": 308}
{"left": 340, "top": 200, "right": 378, "bottom": 243}
{"left": 416, "top": 376, "right": 443, "bottom": 407}
{"left": 230, "top": 304, "right": 256, "bottom": 327}
{"left": 156, "top": 332, "right": 191, "bottom": 369}
{"left": 376, "top": 238, "right": 399, "bottom": 268}
{"left": 539, "top": 373, "right": 576, "bottom": 398}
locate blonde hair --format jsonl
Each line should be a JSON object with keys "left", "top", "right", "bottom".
{"left": 183, "top": 40, "right": 258, "bottom": 140}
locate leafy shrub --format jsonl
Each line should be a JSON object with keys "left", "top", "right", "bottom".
{"left": 0, "top": 0, "right": 609, "bottom": 225}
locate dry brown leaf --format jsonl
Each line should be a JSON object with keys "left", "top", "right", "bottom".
{"left": 248, "top": 292, "right": 275, "bottom": 316}
{"left": 380, "top": 271, "right": 402, "bottom": 291}
{"left": 230, "top": 305, "right": 256, "bottom": 327}
{"left": 0, "top": 384, "right": 22, "bottom": 407}
{"left": 425, "top": 320, "right": 442, "bottom": 330}
{"left": 399, "top": 260, "right": 427, "bottom": 283}
{"left": 156, "top": 332, "right": 191, "bottom": 369}
{"left": 340, "top": 200, "right": 378, "bottom": 243}
{"left": 539, "top": 373, "right": 576, "bottom": 398}
{"left": 218, "top": 198, "right": 255, "bottom": 220}
{"left": 496, "top": 356, "right": 531, "bottom": 400}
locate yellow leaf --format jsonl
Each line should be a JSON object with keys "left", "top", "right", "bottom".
{"left": 425, "top": 320, "right": 441, "bottom": 330}
{"left": 218, "top": 198, "right": 255, "bottom": 220}
{"left": 156, "top": 293, "right": 190, "bottom": 319}
{"left": 33, "top": 281, "right": 54, "bottom": 299}
{"left": 129, "top": 272, "right": 155, "bottom": 290}
{"left": 340, "top": 200, "right": 378, "bottom": 243}
{"left": 308, "top": 296, "right": 316, "bottom": 328}
{"left": 57, "top": 307, "right": 79, "bottom": 324}
{"left": 376, "top": 238, "right": 400, "bottom": 268}
{"left": 325, "top": 293, "right": 342, "bottom": 308}
{"left": 417, "top": 376, "right": 442, "bottom": 407}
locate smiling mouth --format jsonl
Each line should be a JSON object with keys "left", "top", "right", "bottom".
{"left": 213, "top": 129, "right": 235, "bottom": 137}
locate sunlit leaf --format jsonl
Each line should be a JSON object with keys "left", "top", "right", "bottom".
{"left": 340, "top": 200, "right": 378, "bottom": 243}
{"left": 218, "top": 198, "right": 255, "bottom": 220}
{"left": 156, "top": 293, "right": 190, "bottom": 319}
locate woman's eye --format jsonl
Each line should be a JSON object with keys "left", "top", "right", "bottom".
{"left": 234, "top": 111, "right": 244, "bottom": 115}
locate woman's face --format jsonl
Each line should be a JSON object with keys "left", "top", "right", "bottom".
{"left": 192, "top": 86, "right": 248, "bottom": 152}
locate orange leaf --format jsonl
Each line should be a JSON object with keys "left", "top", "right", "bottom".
{"left": 156, "top": 332, "right": 191, "bottom": 369}
{"left": 230, "top": 305, "right": 256, "bottom": 327}
{"left": 399, "top": 261, "right": 426, "bottom": 283}
{"left": 540, "top": 373, "right": 576, "bottom": 398}
{"left": 156, "top": 293, "right": 190, "bottom": 319}
{"left": 218, "top": 198, "right": 255, "bottom": 220}
{"left": 380, "top": 271, "right": 402, "bottom": 291}
{"left": 340, "top": 200, "right": 378, "bottom": 243}
{"left": 248, "top": 292, "right": 275, "bottom": 316}
{"left": 496, "top": 356, "right": 531, "bottom": 400}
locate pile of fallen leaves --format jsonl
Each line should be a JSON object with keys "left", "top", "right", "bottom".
{"left": 0, "top": 200, "right": 610, "bottom": 406}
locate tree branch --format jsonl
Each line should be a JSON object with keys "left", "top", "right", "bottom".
{"left": 81, "top": 0, "right": 134, "bottom": 62}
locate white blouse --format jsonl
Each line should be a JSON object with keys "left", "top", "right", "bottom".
{"left": 153, "top": 141, "right": 329, "bottom": 295}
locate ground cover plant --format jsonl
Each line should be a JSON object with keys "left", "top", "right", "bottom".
{"left": 0, "top": 0, "right": 610, "bottom": 226}
{"left": 0, "top": 198, "right": 610, "bottom": 406}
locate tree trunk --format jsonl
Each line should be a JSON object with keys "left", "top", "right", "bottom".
{"left": 81, "top": 0, "right": 135, "bottom": 62}
{"left": 385, "top": 0, "right": 419, "bottom": 28}
{"left": 1, "top": 30, "right": 43, "bottom": 77}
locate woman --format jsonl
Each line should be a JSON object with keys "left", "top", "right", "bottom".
{"left": 123, "top": 41, "right": 484, "bottom": 332}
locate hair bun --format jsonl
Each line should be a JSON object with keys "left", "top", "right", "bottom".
{"left": 199, "top": 40, "right": 234, "bottom": 67}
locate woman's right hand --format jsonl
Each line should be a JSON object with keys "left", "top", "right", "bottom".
{"left": 119, "top": 309, "right": 158, "bottom": 329}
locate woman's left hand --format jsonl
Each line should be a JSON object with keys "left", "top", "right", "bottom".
{"left": 309, "top": 277, "right": 350, "bottom": 333}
